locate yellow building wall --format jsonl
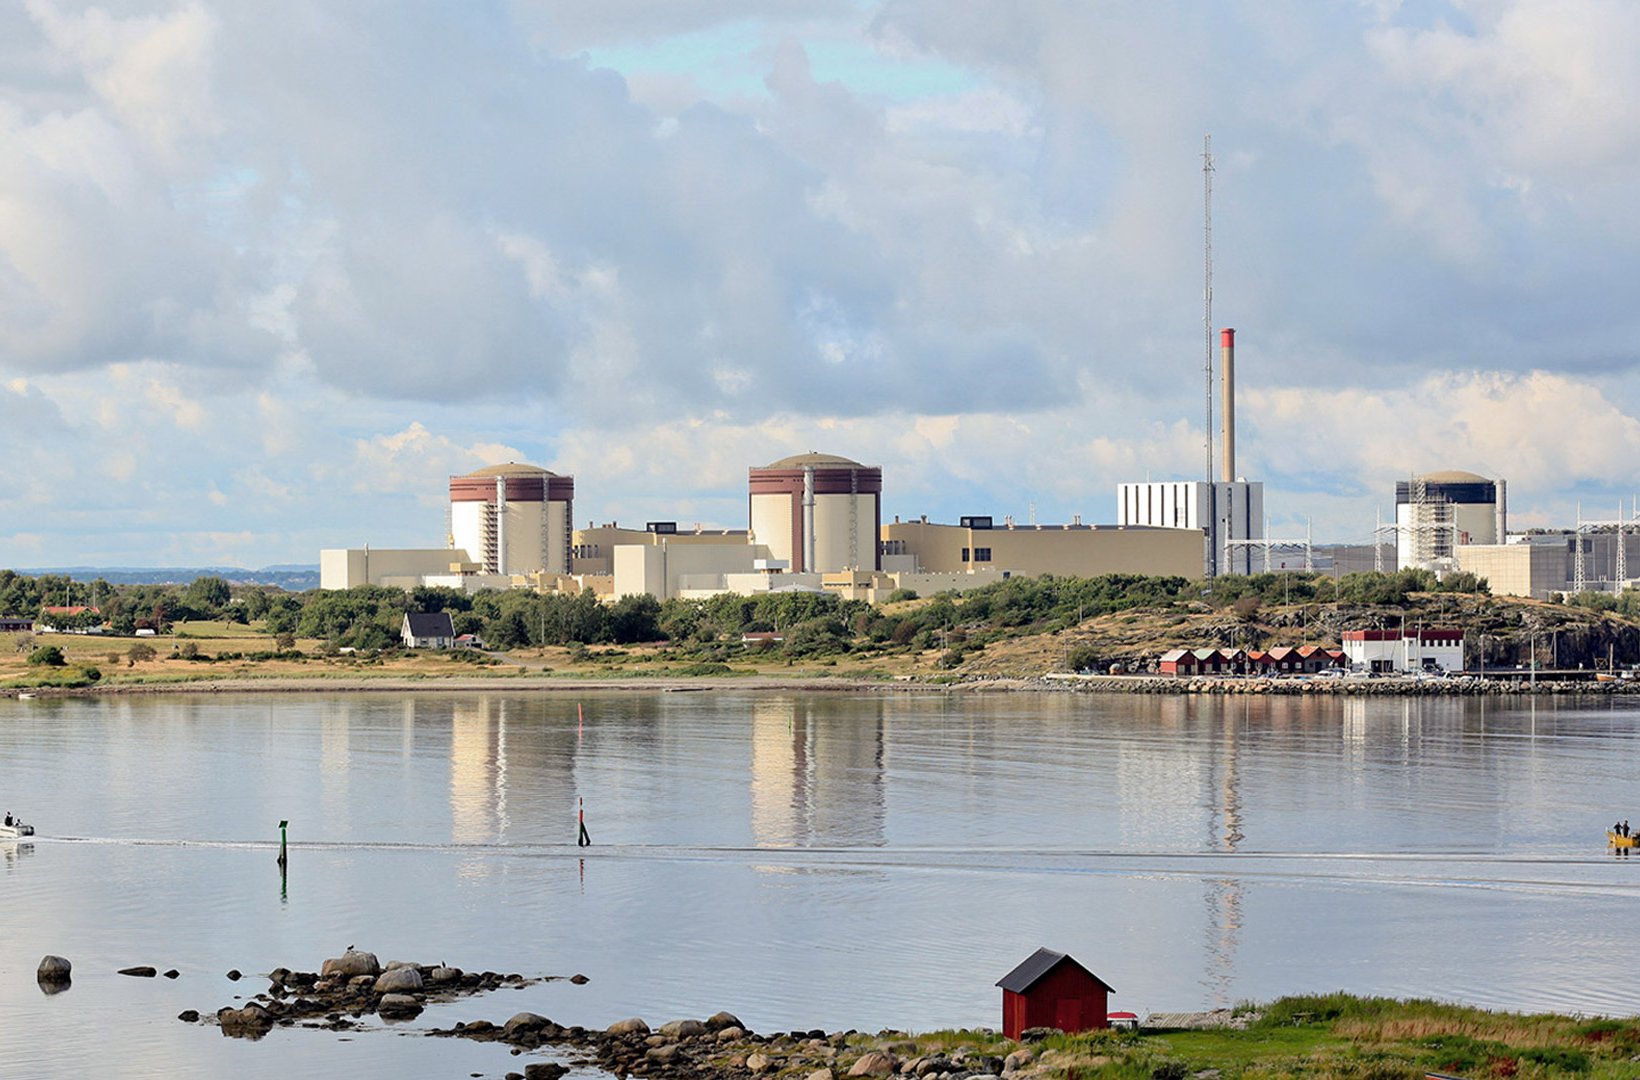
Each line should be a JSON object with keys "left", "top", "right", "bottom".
{"left": 1454, "top": 544, "right": 1565, "bottom": 598}
{"left": 879, "top": 522, "right": 1205, "bottom": 579}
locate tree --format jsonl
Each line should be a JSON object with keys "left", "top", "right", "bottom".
{"left": 28, "top": 645, "right": 65, "bottom": 667}
{"left": 186, "top": 575, "right": 232, "bottom": 614}
{"left": 127, "top": 642, "right": 157, "bottom": 664}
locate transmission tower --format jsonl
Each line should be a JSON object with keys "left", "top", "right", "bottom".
{"left": 1574, "top": 500, "right": 1637, "bottom": 593}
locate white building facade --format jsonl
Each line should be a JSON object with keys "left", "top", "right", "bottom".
{"left": 1117, "top": 480, "right": 1264, "bottom": 576}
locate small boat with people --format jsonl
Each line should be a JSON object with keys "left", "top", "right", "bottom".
{"left": 1609, "top": 831, "right": 1636, "bottom": 849}
{"left": 0, "top": 813, "right": 34, "bottom": 839}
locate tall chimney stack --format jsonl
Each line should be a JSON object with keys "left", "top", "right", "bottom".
{"left": 1220, "top": 328, "right": 1236, "bottom": 483}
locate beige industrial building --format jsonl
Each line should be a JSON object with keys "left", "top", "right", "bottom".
{"left": 449, "top": 463, "right": 574, "bottom": 575}
{"left": 880, "top": 517, "right": 1205, "bottom": 579}
{"left": 1453, "top": 542, "right": 1567, "bottom": 599}
{"left": 748, "top": 453, "right": 881, "bottom": 573}
{"left": 571, "top": 524, "right": 750, "bottom": 576}
{"left": 320, "top": 548, "right": 481, "bottom": 591}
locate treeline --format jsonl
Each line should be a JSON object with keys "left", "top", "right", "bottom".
{"left": 0, "top": 567, "right": 1514, "bottom": 660}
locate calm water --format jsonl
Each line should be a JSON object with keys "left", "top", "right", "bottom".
{"left": 2, "top": 690, "right": 1638, "bottom": 1078}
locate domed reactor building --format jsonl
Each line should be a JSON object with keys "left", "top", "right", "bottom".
{"left": 748, "top": 453, "right": 881, "bottom": 573}
{"left": 1395, "top": 470, "right": 1504, "bottom": 570}
{"left": 449, "top": 464, "right": 575, "bottom": 576}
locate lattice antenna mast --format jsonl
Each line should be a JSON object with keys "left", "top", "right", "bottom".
{"left": 1203, "top": 135, "right": 1215, "bottom": 489}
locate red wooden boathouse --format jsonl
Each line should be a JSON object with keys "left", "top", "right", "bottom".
{"left": 995, "top": 948, "right": 1113, "bottom": 1039}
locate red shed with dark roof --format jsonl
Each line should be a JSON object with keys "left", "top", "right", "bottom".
{"left": 995, "top": 948, "right": 1113, "bottom": 1039}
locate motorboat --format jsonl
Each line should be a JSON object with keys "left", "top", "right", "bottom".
{"left": 1608, "top": 831, "right": 1636, "bottom": 849}
{"left": 0, "top": 818, "right": 34, "bottom": 839}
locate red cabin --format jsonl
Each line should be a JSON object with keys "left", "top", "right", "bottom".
{"left": 996, "top": 947, "right": 1113, "bottom": 1039}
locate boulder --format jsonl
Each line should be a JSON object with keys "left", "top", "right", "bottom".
{"left": 321, "top": 949, "right": 380, "bottom": 978}
{"left": 37, "top": 956, "right": 71, "bottom": 982}
{"left": 660, "top": 1019, "right": 707, "bottom": 1038}
{"left": 118, "top": 966, "right": 157, "bottom": 978}
{"left": 218, "top": 1004, "right": 274, "bottom": 1037}
{"left": 569, "top": 973, "right": 589, "bottom": 985}
{"left": 849, "top": 1052, "right": 898, "bottom": 1077}
{"left": 163, "top": 969, "right": 180, "bottom": 979}
{"left": 1003, "top": 1049, "right": 1034, "bottom": 1073}
{"left": 718, "top": 1026, "right": 747, "bottom": 1041}
{"left": 377, "top": 993, "right": 422, "bottom": 1018}
{"left": 646, "top": 1045, "right": 681, "bottom": 1064}
{"left": 706, "top": 1010, "right": 744, "bottom": 1031}
{"left": 374, "top": 966, "right": 424, "bottom": 993}
{"left": 383, "top": 959, "right": 417, "bottom": 970}
{"left": 503, "top": 1012, "right": 552, "bottom": 1038}
{"left": 608, "top": 1017, "right": 650, "bottom": 1036}
{"left": 177, "top": 1010, "right": 200, "bottom": 1022}
{"left": 807, "top": 1070, "right": 836, "bottom": 1080}
{"left": 747, "top": 1052, "right": 773, "bottom": 1074}
{"left": 525, "top": 1065, "right": 569, "bottom": 1080}
{"left": 226, "top": 969, "right": 242, "bottom": 981}
{"left": 429, "top": 966, "right": 462, "bottom": 984}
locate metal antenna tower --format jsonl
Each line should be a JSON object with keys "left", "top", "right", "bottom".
{"left": 1202, "top": 134, "right": 1215, "bottom": 490}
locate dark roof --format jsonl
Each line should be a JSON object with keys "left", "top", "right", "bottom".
{"left": 404, "top": 612, "right": 455, "bottom": 637}
{"left": 995, "top": 948, "right": 1112, "bottom": 993}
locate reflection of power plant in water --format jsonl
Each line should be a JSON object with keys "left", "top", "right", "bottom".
{"left": 449, "top": 697, "right": 519, "bottom": 844}
{"left": 446, "top": 696, "right": 588, "bottom": 846}
{"left": 750, "top": 698, "right": 886, "bottom": 849}
{"left": 1201, "top": 699, "right": 1246, "bottom": 1007}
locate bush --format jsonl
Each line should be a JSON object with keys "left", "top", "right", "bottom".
{"left": 27, "top": 645, "right": 65, "bottom": 667}
{"left": 127, "top": 642, "right": 157, "bottom": 664}
{"left": 886, "top": 588, "right": 919, "bottom": 603}
{"left": 1064, "top": 645, "right": 1102, "bottom": 672}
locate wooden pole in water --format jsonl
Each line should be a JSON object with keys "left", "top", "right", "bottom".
{"left": 277, "top": 819, "right": 288, "bottom": 866}
{"left": 577, "top": 797, "right": 590, "bottom": 847}
{"left": 578, "top": 702, "right": 584, "bottom": 739}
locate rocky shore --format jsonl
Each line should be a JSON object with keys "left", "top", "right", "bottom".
{"left": 11, "top": 671, "right": 1640, "bottom": 700}
{"left": 1039, "top": 673, "right": 1640, "bottom": 696}
{"left": 182, "top": 947, "right": 1078, "bottom": 1080}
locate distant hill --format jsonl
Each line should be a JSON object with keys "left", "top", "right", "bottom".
{"left": 13, "top": 566, "right": 320, "bottom": 591}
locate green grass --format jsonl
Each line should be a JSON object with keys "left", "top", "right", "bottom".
{"left": 958, "top": 996, "right": 1640, "bottom": 1080}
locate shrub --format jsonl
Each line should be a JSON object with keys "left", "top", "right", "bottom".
{"left": 128, "top": 642, "right": 156, "bottom": 664}
{"left": 1064, "top": 645, "right": 1102, "bottom": 672}
{"left": 886, "top": 588, "right": 919, "bottom": 603}
{"left": 27, "top": 645, "right": 65, "bottom": 667}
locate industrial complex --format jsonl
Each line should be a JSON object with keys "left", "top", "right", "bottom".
{"left": 321, "top": 452, "right": 1205, "bottom": 602}
{"left": 319, "top": 318, "right": 1637, "bottom": 604}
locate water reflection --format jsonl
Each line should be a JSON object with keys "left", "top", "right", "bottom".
{"left": 1201, "top": 699, "right": 1244, "bottom": 1006}
{"left": 2, "top": 841, "right": 34, "bottom": 869}
{"left": 750, "top": 697, "right": 886, "bottom": 851}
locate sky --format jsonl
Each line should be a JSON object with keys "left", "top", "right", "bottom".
{"left": 5, "top": 0, "right": 1640, "bottom": 568}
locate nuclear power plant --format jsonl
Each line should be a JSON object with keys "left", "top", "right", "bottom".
{"left": 320, "top": 448, "right": 1205, "bottom": 600}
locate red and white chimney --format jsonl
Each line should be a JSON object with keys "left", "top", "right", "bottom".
{"left": 1220, "top": 328, "right": 1235, "bottom": 483}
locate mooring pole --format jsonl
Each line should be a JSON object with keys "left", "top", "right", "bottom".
{"left": 577, "top": 798, "right": 591, "bottom": 847}
{"left": 277, "top": 819, "right": 288, "bottom": 867}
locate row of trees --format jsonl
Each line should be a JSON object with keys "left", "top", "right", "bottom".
{"left": 0, "top": 566, "right": 1514, "bottom": 661}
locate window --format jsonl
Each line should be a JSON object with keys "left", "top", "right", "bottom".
{"left": 973, "top": 547, "right": 992, "bottom": 563}
{"left": 961, "top": 548, "right": 969, "bottom": 562}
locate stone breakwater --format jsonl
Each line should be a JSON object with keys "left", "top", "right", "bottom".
{"left": 189, "top": 948, "right": 1064, "bottom": 1080}
{"left": 1041, "top": 674, "right": 1640, "bottom": 696}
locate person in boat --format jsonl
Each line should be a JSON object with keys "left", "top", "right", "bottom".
{"left": 3, "top": 812, "right": 10, "bottom": 827}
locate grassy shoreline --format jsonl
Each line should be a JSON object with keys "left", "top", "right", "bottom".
{"left": 919, "top": 993, "right": 1638, "bottom": 1080}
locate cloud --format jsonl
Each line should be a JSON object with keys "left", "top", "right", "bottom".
{"left": 5, "top": 1, "right": 1640, "bottom": 566}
